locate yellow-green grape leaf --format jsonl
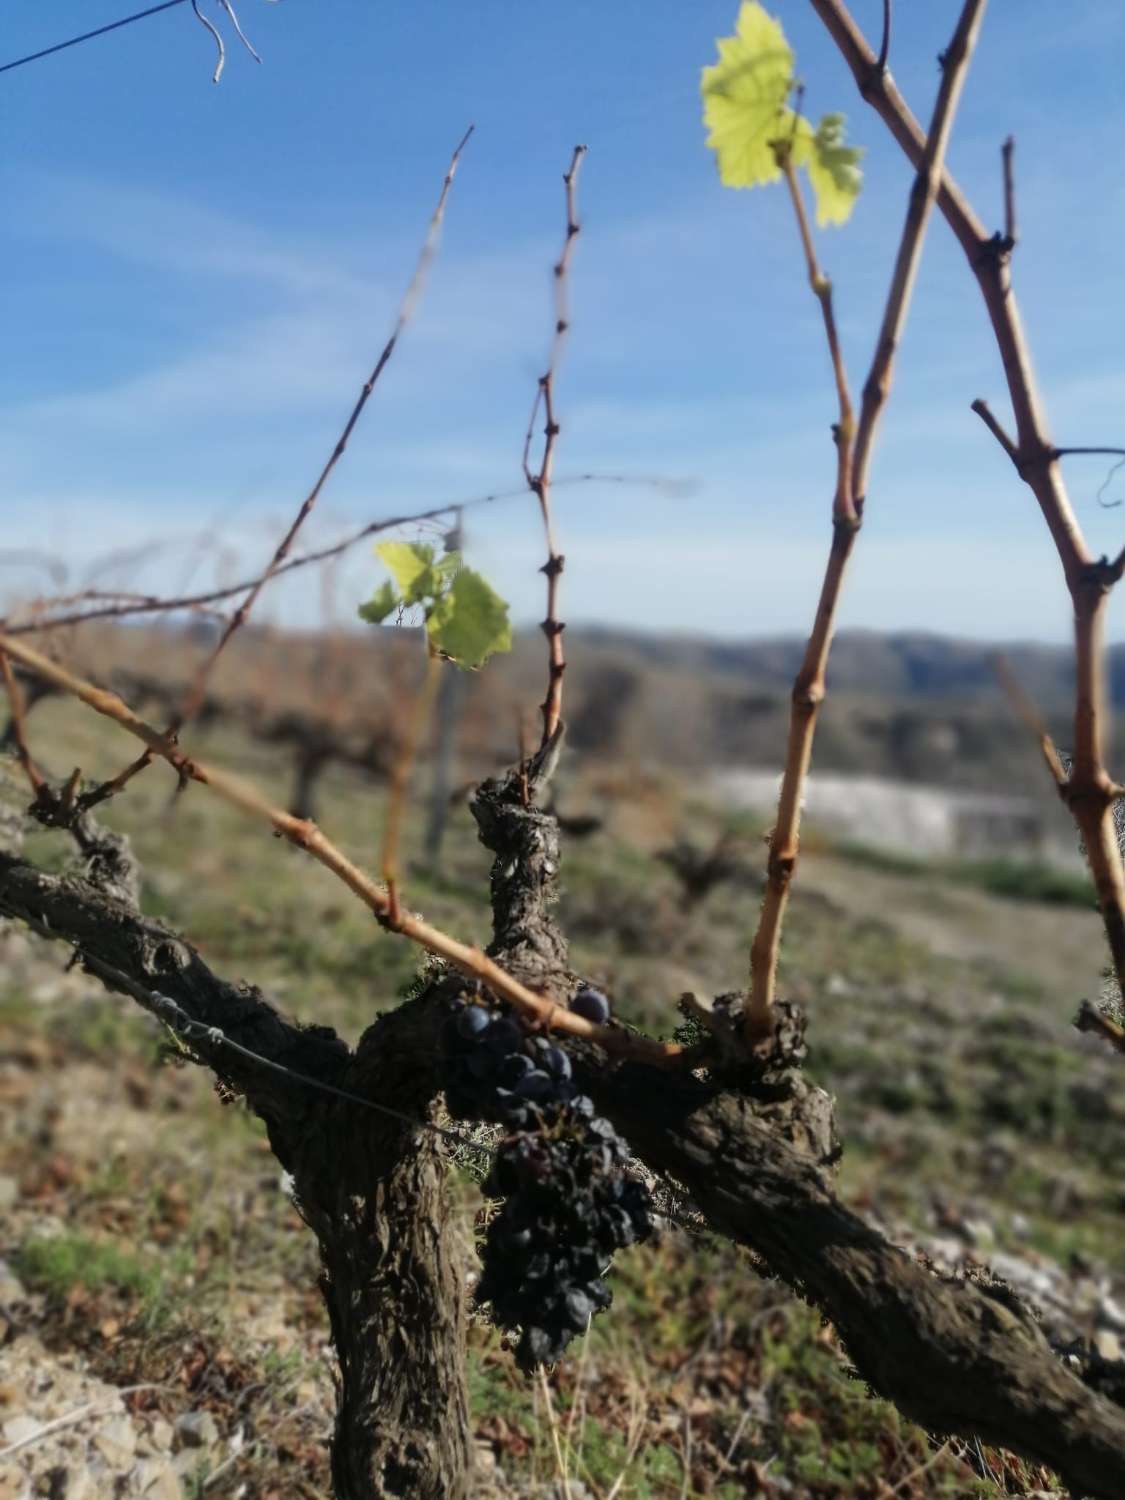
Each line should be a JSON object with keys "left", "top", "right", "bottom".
{"left": 427, "top": 567, "right": 512, "bottom": 670}
{"left": 805, "top": 112, "right": 864, "bottom": 226}
{"left": 357, "top": 580, "right": 399, "bottom": 625}
{"left": 434, "top": 550, "right": 462, "bottom": 583}
{"left": 374, "top": 540, "right": 439, "bottom": 605}
{"left": 701, "top": 1, "right": 797, "bottom": 189}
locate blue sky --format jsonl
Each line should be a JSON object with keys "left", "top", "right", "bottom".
{"left": 3, "top": 1, "right": 1125, "bottom": 643}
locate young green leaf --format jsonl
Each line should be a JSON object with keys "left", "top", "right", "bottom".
{"left": 702, "top": 4, "right": 863, "bottom": 225}
{"left": 375, "top": 540, "right": 440, "bottom": 606}
{"left": 434, "top": 550, "right": 462, "bottom": 583}
{"left": 426, "top": 566, "right": 512, "bottom": 670}
{"left": 701, "top": 1, "right": 796, "bottom": 190}
{"left": 357, "top": 580, "right": 400, "bottom": 625}
{"left": 803, "top": 113, "right": 864, "bottom": 227}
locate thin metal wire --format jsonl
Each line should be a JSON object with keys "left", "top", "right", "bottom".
{"left": 151, "top": 988, "right": 490, "bottom": 1149}
{"left": 0, "top": 1, "right": 189, "bottom": 76}
{"left": 33, "top": 935, "right": 711, "bottom": 1232}
{"left": 69, "top": 942, "right": 493, "bottom": 1158}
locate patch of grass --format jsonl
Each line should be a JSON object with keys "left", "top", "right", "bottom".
{"left": 833, "top": 841, "right": 931, "bottom": 878}
{"left": 759, "top": 1307, "right": 1016, "bottom": 1498}
{"left": 573, "top": 1415, "right": 686, "bottom": 1496}
{"left": 835, "top": 839, "right": 1094, "bottom": 910}
{"left": 952, "top": 857, "right": 1094, "bottom": 908}
{"left": 15, "top": 1231, "right": 184, "bottom": 1330}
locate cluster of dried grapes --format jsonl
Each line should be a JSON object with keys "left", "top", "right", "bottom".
{"left": 439, "top": 987, "right": 654, "bottom": 1369}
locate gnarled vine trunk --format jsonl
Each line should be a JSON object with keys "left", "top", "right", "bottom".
{"left": 0, "top": 840, "right": 472, "bottom": 1500}
{"left": 297, "top": 1132, "right": 470, "bottom": 1498}
{"left": 285, "top": 1015, "right": 471, "bottom": 1500}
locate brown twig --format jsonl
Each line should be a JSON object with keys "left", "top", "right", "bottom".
{"left": 782, "top": 157, "right": 855, "bottom": 520}
{"left": 970, "top": 397, "right": 1020, "bottom": 467}
{"left": 381, "top": 646, "right": 442, "bottom": 926}
{"left": 991, "top": 654, "right": 1067, "bottom": 789}
{"left": 1, "top": 475, "right": 678, "bottom": 640}
{"left": 852, "top": 2, "right": 987, "bottom": 509}
{"left": 877, "top": 0, "right": 892, "bottom": 73}
{"left": 1001, "top": 134, "right": 1017, "bottom": 249}
{"left": 523, "top": 145, "right": 587, "bottom": 754}
{"left": 516, "top": 706, "right": 534, "bottom": 807}
{"left": 174, "top": 126, "right": 473, "bottom": 735}
{"left": 73, "top": 130, "right": 473, "bottom": 810}
{"left": 12, "top": 588, "right": 228, "bottom": 627}
{"left": 1074, "top": 998, "right": 1125, "bottom": 1055}
{"left": 746, "top": 158, "right": 855, "bottom": 1041}
{"left": 813, "top": 0, "right": 1125, "bottom": 1020}
{"left": 745, "top": 2, "right": 984, "bottom": 1043}
{"left": 0, "top": 649, "right": 45, "bottom": 793}
{"left": 0, "top": 630, "right": 680, "bottom": 1065}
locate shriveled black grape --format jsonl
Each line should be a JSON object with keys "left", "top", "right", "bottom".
{"left": 571, "top": 986, "right": 611, "bottom": 1024}
{"left": 539, "top": 1043, "right": 572, "bottom": 1080}
{"left": 438, "top": 994, "right": 654, "bottom": 1371}
{"left": 456, "top": 1004, "right": 492, "bottom": 1039}
{"left": 475, "top": 1100, "right": 654, "bottom": 1370}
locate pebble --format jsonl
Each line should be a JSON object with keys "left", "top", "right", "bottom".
{"left": 93, "top": 1417, "right": 136, "bottom": 1472}
{"left": 45, "top": 1467, "right": 97, "bottom": 1500}
{"left": 136, "top": 1418, "right": 173, "bottom": 1456}
{"left": 1093, "top": 1328, "right": 1122, "bottom": 1362}
{"left": 0, "top": 1468, "right": 28, "bottom": 1500}
{"left": 1, "top": 1417, "right": 42, "bottom": 1448}
{"left": 131, "top": 1458, "right": 181, "bottom": 1499}
{"left": 0, "top": 1267, "right": 26, "bottom": 1314}
{"left": 960, "top": 1217, "right": 995, "bottom": 1249}
{"left": 0, "top": 1336, "right": 179, "bottom": 1499}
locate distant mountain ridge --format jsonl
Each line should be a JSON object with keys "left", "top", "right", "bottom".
{"left": 70, "top": 620, "right": 1118, "bottom": 799}
{"left": 566, "top": 627, "right": 1104, "bottom": 709}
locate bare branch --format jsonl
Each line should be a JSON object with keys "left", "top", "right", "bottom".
{"left": 746, "top": 160, "right": 856, "bottom": 1044}
{"left": 1001, "top": 134, "right": 1017, "bottom": 249}
{"left": 0, "top": 630, "right": 681, "bottom": 1066}
{"left": 597, "top": 1063, "right": 1125, "bottom": 1500}
{"left": 992, "top": 653, "right": 1067, "bottom": 789}
{"left": 214, "top": 0, "right": 261, "bottom": 65}
{"left": 191, "top": 0, "right": 225, "bottom": 83}
{"left": 1074, "top": 998, "right": 1125, "bottom": 1056}
{"left": 0, "top": 849, "right": 347, "bottom": 1115}
{"left": 852, "top": 0, "right": 990, "bottom": 508}
{"left": 1, "top": 475, "right": 679, "bottom": 639}
{"left": 1096, "top": 456, "right": 1125, "bottom": 509}
{"left": 523, "top": 145, "right": 587, "bottom": 754}
{"left": 0, "top": 649, "right": 45, "bottom": 793}
{"left": 746, "top": 0, "right": 983, "bottom": 1043}
{"left": 781, "top": 157, "right": 855, "bottom": 519}
{"left": 877, "top": 0, "right": 891, "bottom": 73}
{"left": 381, "top": 648, "right": 441, "bottom": 927}
{"left": 971, "top": 396, "right": 1020, "bottom": 467}
{"left": 172, "top": 126, "right": 474, "bottom": 739}
{"left": 66, "top": 133, "right": 471, "bottom": 808}
{"left": 812, "top": 0, "right": 1125, "bottom": 1028}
